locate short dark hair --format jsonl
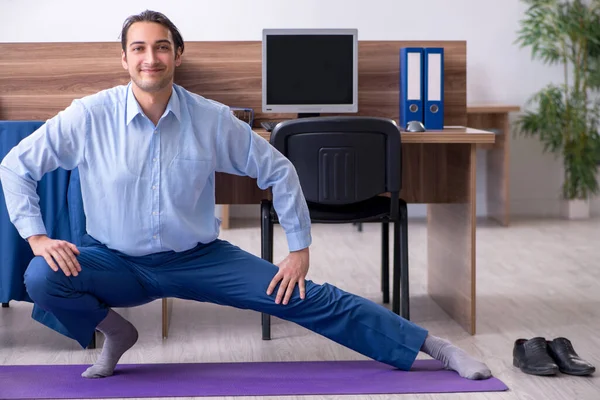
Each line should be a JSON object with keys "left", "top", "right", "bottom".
{"left": 120, "top": 10, "right": 184, "bottom": 55}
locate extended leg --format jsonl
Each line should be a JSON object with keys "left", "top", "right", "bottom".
{"left": 157, "top": 239, "right": 491, "bottom": 379}
{"left": 158, "top": 239, "right": 427, "bottom": 371}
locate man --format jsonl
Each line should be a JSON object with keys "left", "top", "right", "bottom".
{"left": 0, "top": 10, "right": 491, "bottom": 380}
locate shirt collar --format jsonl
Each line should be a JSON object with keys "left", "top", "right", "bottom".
{"left": 125, "top": 82, "right": 181, "bottom": 125}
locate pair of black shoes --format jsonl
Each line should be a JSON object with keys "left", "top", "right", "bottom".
{"left": 513, "top": 337, "right": 595, "bottom": 376}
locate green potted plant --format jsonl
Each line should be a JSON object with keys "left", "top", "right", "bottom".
{"left": 514, "top": 0, "right": 600, "bottom": 219}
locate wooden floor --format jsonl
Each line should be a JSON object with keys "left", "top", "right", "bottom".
{"left": 1, "top": 217, "right": 599, "bottom": 400}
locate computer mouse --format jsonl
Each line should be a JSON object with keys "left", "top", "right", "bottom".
{"left": 406, "top": 121, "right": 426, "bottom": 132}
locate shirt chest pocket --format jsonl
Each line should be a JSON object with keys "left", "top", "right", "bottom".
{"left": 166, "top": 157, "right": 214, "bottom": 208}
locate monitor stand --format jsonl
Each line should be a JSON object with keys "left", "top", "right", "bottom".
{"left": 297, "top": 113, "right": 320, "bottom": 119}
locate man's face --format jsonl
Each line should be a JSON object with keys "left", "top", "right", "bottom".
{"left": 121, "top": 21, "right": 182, "bottom": 93}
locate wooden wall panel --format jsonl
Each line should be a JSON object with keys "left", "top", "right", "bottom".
{"left": 0, "top": 41, "right": 466, "bottom": 127}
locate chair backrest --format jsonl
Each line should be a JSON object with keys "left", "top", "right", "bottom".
{"left": 270, "top": 116, "right": 401, "bottom": 206}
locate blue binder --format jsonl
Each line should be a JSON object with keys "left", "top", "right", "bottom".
{"left": 423, "top": 47, "right": 444, "bottom": 130}
{"left": 399, "top": 47, "right": 424, "bottom": 127}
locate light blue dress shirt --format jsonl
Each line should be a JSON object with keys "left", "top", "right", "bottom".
{"left": 0, "top": 83, "right": 312, "bottom": 257}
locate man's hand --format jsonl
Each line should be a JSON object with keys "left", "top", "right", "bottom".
{"left": 266, "top": 247, "right": 310, "bottom": 305}
{"left": 27, "top": 234, "right": 81, "bottom": 277}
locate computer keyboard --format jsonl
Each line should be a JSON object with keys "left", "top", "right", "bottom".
{"left": 260, "top": 121, "right": 282, "bottom": 132}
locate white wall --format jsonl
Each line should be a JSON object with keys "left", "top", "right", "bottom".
{"left": 2, "top": 0, "right": 593, "bottom": 219}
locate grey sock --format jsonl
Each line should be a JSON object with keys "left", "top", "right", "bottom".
{"left": 420, "top": 334, "right": 491, "bottom": 380}
{"left": 82, "top": 309, "right": 139, "bottom": 379}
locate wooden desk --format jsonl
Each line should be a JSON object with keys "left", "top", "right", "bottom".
{"left": 468, "top": 105, "right": 520, "bottom": 226}
{"left": 215, "top": 126, "right": 495, "bottom": 335}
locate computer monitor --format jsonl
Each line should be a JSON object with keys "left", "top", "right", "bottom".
{"left": 262, "top": 28, "right": 358, "bottom": 117}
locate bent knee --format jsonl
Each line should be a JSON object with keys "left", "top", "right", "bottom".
{"left": 24, "top": 256, "right": 57, "bottom": 298}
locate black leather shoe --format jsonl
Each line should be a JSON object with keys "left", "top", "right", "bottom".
{"left": 513, "top": 337, "right": 559, "bottom": 376}
{"left": 547, "top": 338, "right": 595, "bottom": 376}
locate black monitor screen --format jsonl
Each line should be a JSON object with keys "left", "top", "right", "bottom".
{"left": 266, "top": 35, "right": 354, "bottom": 105}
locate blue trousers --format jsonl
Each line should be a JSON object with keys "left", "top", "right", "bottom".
{"left": 24, "top": 234, "right": 428, "bottom": 370}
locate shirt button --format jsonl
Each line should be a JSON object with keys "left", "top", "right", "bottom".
{"left": 153, "top": 235, "right": 157, "bottom": 239}
{"left": 154, "top": 130, "right": 158, "bottom": 134}
{"left": 153, "top": 158, "right": 157, "bottom": 162}
{"left": 152, "top": 185, "right": 157, "bottom": 190}
{"left": 152, "top": 211, "right": 158, "bottom": 215}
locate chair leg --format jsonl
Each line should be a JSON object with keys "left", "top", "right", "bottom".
{"left": 392, "top": 221, "right": 401, "bottom": 315}
{"left": 260, "top": 199, "right": 273, "bottom": 340}
{"left": 381, "top": 222, "right": 389, "bottom": 304}
{"left": 86, "top": 330, "right": 97, "bottom": 349}
{"left": 399, "top": 203, "right": 410, "bottom": 320}
{"left": 162, "top": 298, "right": 170, "bottom": 339}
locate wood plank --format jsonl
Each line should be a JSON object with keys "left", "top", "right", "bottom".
{"left": 254, "top": 127, "right": 495, "bottom": 144}
{"left": 426, "top": 143, "right": 476, "bottom": 334}
{"left": 0, "top": 40, "right": 467, "bottom": 127}
{"left": 401, "top": 143, "right": 472, "bottom": 204}
{"left": 400, "top": 128, "right": 494, "bottom": 144}
{"left": 215, "top": 173, "right": 267, "bottom": 205}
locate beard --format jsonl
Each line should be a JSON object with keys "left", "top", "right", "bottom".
{"left": 131, "top": 69, "right": 173, "bottom": 93}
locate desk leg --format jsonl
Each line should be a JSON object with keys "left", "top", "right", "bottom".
{"left": 470, "top": 112, "right": 511, "bottom": 227}
{"left": 486, "top": 115, "right": 510, "bottom": 226}
{"left": 427, "top": 143, "right": 476, "bottom": 334}
{"left": 162, "top": 298, "right": 172, "bottom": 339}
{"left": 221, "top": 205, "right": 231, "bottom": 229}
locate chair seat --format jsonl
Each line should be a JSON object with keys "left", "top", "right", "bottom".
{"left": 306, "top": 196, "right": 401, "bottom": 223}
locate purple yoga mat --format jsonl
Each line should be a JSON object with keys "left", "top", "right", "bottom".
{"left": 0, "top": 359, "right": 508, "bottom": 399}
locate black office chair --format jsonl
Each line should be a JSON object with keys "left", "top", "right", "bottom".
{"left": 260, "top": 116, "right": 410, "bottom": 340}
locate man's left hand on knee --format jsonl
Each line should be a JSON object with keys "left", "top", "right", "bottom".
{"left": 266, "top": 247, "right": 310, "bottom": 305}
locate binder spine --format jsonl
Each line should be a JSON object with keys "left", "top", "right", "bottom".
{"left": 399, "top": 47, "right": 424, "bottom": 128}
{"left": 423, "top": 47, "right": 444, "bottom": 130}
